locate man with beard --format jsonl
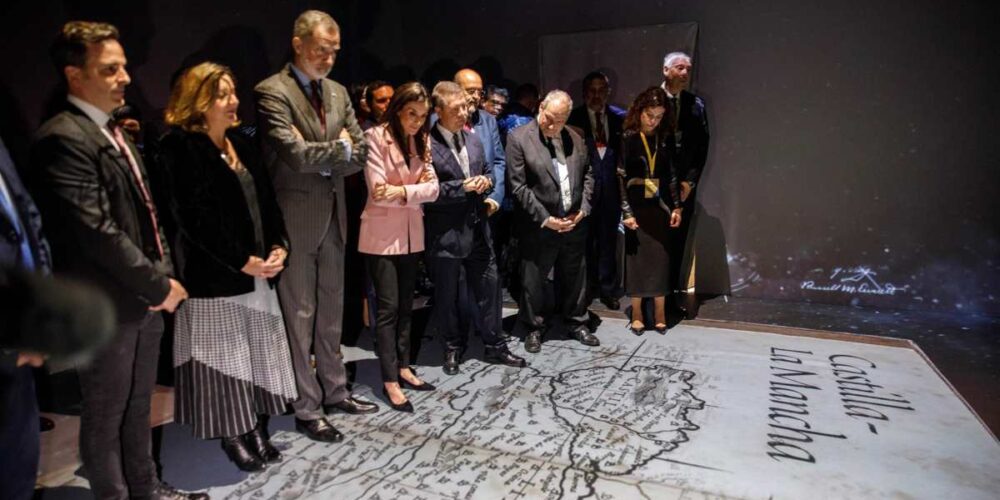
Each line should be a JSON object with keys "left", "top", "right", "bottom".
{"left": 255, "top": 9, "right": 378, "bottom": 444}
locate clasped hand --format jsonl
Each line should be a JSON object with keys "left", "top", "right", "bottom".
{"left": 544, "top": 211, "right": 584, "bottom": 233}
{"left": 462, "top": 175, "right": 491, "bottom": 194}
{"left": 242, "top": 247, "right": 287, "bottom": 279}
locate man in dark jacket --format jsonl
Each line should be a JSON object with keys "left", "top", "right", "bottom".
{"left": 661, "top": 52, "right": 710, "bottom": 314}
{"left": 28, "top": 21, "right": 202, "bottom": 500}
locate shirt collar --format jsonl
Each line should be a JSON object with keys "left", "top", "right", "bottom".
{"left": 290, "top": 64, "right": 317, "bottom": 93}
{"left": 67, "top": 95, "right": 112, "bottom": 129}
{"left": 436, "top": 122, "right": 460, "bottom": 145}
{"left": 660, "top": 82, "right": 679, "bottom": 100}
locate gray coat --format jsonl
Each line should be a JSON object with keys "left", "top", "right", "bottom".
{"left": 254, "top": 63, "right": 367, "bottom": 250}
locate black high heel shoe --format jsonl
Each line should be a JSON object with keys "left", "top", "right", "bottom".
{"left": 382, "top": 388, "right": 414, "bottom": 413}
{"left": 221, "top": 435, "right": 266, "bottom": 472}
{"left": 400, "top": 377, "right": 436, "bottom": 391}
{"left": 628, "top": 320, "right": 645, "bottom": 336}
{"left": 654, "top": 324, "right": 668, "bottom": 335}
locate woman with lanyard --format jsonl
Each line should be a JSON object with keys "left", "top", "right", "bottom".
{"left": 617, "top": 87, "right": 683, "bottom": 335}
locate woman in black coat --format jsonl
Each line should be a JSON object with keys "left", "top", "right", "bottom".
{"left": 618, "top": 87, "right": 682, "bottom": 335}
{"left": 158, "top": 62, "right": 297, "bottom": 472}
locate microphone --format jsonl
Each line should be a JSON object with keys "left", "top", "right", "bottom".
{"left": 0, "top": 267, "right": 116, "bottom": 366}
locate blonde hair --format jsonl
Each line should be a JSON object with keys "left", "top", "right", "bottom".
{"left": 164, "top": 62, "right": 239, "bottom": 132}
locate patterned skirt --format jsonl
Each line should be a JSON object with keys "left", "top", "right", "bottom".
{"left": 173, "top": 278, "right": 298, "bottom": 439}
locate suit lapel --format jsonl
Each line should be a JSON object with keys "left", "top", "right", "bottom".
{"left": 280, "top": 65, "right": 323, "bottom": 140}
{"left": 322, "top": 78, "right": 339, "bottom": 141}
{"left": 382, "top": 129, "right": 410, "bottom": 181}
{"left": 66, "top": 109, "right": 147, "bottom": 205}
{"left": 530, "top": 124, "right": 559, "bottom": 185}
{"left": 561, "top": 129, "right": 579, "bottom": 197}
{"left": 430, "top": 128, "right": 463, "bottom": 179}
{"left": 464, "top": 130, "right": 485, "bottom": 177}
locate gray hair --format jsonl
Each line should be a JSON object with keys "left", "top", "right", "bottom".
{"left": 293, "top": 10, "right": 339, "bottom": 39}
{"left": 431, "top": 81, "right": 465, "bottom": 108}
{"left": 539, "top": 89, "right": 572, "bottom": 112}
{"left": 663, "top": 51, "right": 691, "bottom": 69}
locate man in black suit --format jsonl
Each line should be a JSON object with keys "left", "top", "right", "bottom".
{"left": 0, "top": 135, "right": 51, "bottom": 500}
{"left": 506, "top": 90, "right": 598, "bottom": 353}
{"left": 425, "top": 82, "right": 526, "bottom": 375}
{"left": 28, "top": 22, "right": 204, "bottom": 500}
{"left": 661, "top": 52, "right": 710, "bottom": 314}
{"left": 567, "top": 71, "right": 626, "bottom": 311}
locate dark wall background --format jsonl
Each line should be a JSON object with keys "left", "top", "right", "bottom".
{"left": 1, "top": 0, "right": 997, "bottom": 316}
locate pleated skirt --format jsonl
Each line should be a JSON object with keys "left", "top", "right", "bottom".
{"left": 173, "top": 278, "right": 298, "bottom": 439}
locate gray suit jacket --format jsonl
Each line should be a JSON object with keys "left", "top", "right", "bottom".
{"left": 254, "top": 63, "right": 367, "bottom": 249}
{"left": 506, "top": 120, "right": 594, "bottom": 230}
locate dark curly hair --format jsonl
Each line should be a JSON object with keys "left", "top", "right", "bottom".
{"left": 622, "top": 86, "right": 669, "bottom": 136}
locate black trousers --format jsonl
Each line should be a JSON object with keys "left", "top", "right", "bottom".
{"left": 586, "top": 197, "right": 623, "bottom": 300}
{"left": 79, "top": 312, "right": 163, "bottom": 500}
{"left": 518, "top": 221, "right": 589, "bottom": 333}
{"left": 428, "top": 232, "right": 504, "bottom": 352}
{"left": 0, "top": 364, "right": 39, "bottom": 500}
{"left": 365, "top": 253, "right": 419, "bottom": 383}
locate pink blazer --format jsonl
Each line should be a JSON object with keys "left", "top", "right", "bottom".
{"left": 358, "top": 125, "right": 440, "bottom": 255}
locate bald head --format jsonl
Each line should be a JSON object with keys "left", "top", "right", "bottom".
{"left": 454, "top": 68, "right": 484, "bottom": 108}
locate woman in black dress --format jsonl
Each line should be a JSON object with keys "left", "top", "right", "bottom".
{"left": 618, "top": 87, "right": 682, "bottom": 334}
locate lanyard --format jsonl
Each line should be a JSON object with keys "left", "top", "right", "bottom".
{"left": 639, "top": 132, "right": 657, "bottom": 177}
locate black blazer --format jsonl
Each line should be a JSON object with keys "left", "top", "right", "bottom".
{"left": 156, "top": 128, "right": 288, "bottom": 298}
{"left": 670, "top": 90, "right": 710, "bottom": 188}
{"left": 28, "top": 103, "right": 172, "bottom": 322}
{"left": 424, "top": 126, "right": 491, "bottom": 259}
{"left": 618, "top": 131, "right": 680, "bottom": 219}
{"left": 506, "top": 121, "right": 594, "bottom": 231}
{"left": 0, "top": 137, "right": 50, "bottom": 273}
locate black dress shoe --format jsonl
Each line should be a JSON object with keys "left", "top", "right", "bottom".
{"left": 571, "top": 328, "right": 600, "bottom": 346}
{"left": 443, "top": 350, "right": 461, "bottom": 375}
{"left": 245, "top": 423, "right": 282, "bottom": 463}
{"left": 524, "top": 331, "right": 542, "bottom": 353}
{"left": 599, "top": 296, "right": 621, "bottom": 310}
{"left": 327, "top": 396, "right": 379, "bottom": 415}
{"left": 149, "top": 481, "right": 210, "bottom": 500}
{"left": 484, "top": 344, "right": 527, "bottom": 368}
{"left": 221, "top": 435, "right": 266, "bottom": 472}
{"left": 382, "top": 389, "right": 414, "bottom": 413}
{"left": 295, "top": 417, "right": 344, "bottom": 443}
{"left": 400, "top": 377, "right": 436, "bottom": 391}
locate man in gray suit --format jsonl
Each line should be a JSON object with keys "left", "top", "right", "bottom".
{"left": 255, "top": 9, "right": 377, "bottom": 443}
{"left": 506, "top": 90, "right": 598, "bottom": 354}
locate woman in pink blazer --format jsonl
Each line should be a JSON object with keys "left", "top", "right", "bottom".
{"left": 359, "top": 82, "right": 439, "bottom": 412}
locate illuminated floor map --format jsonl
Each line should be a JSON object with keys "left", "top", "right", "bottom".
{"left": 201, "top": 318, "right": 1000, "bottom": 499}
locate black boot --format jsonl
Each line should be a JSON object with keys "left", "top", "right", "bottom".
{"left": 245, "top": 419, "right": 282, "bottom": 463}
{"left": 221, "top": 434, "right": 266, "bottom": 472}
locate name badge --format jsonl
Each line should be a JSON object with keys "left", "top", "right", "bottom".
{"left": 644, "top": 178, "right": 660, "bottom": 198}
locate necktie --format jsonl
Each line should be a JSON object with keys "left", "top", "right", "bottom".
{"left": 452, "top": 132, "right": 470, "bottom": 177}
{"left": 109, "top": 121, "right": 165, "bottom": 259}
{"left": 594, "top": 110, "right": 607, "bottom": 146}
{"left": 309, "top": 80, "right": 327, "bottom": 135}
{"left": 669, "top": 97, "right": 680, "bottom": 133}
{"left": 0, "top": 175, "right": 34, "bottom": 270}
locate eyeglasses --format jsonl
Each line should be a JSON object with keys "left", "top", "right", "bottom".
{"left": 464, "top": 88, "right": 484, "bottom": 98}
